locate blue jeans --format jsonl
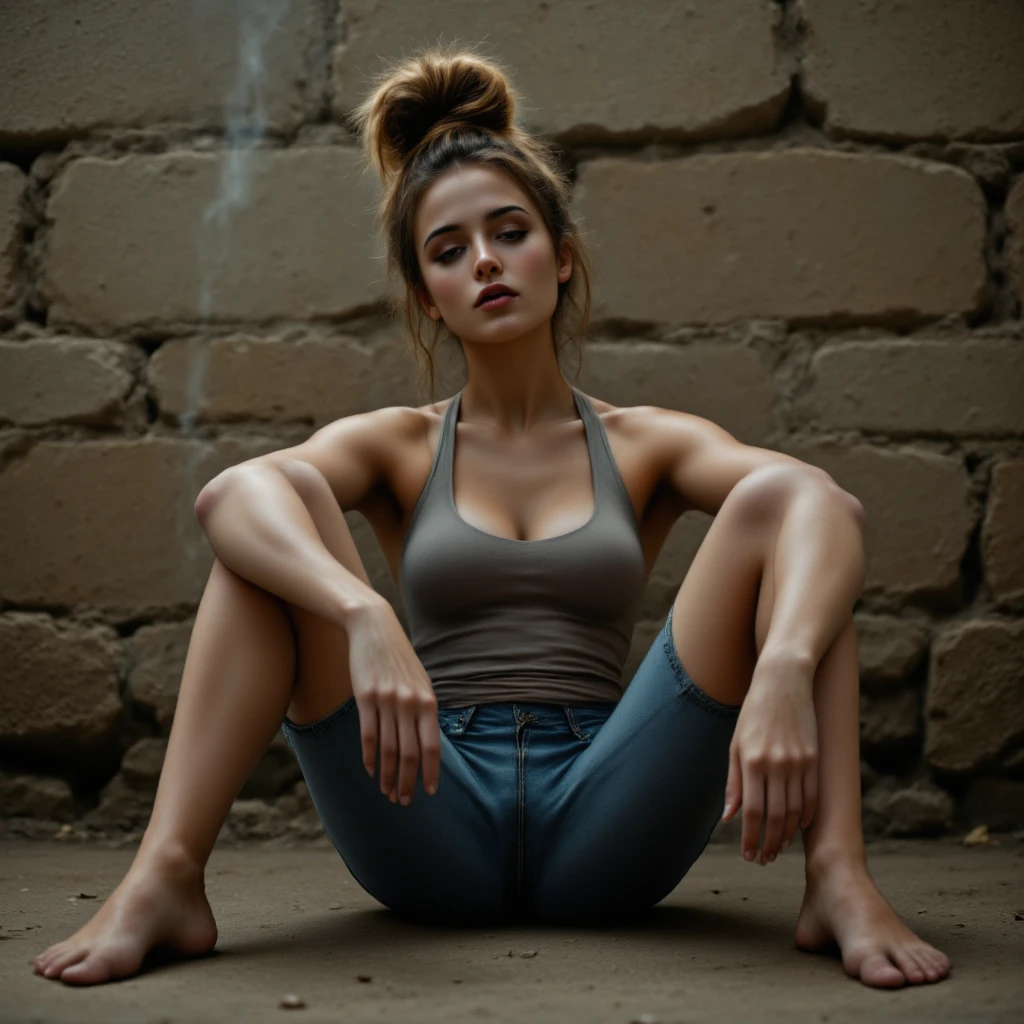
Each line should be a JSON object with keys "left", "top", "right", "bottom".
{"left": 281, "top": 605, "right": 742, "bottom": 924}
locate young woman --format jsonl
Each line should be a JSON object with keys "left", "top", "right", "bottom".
{"left": 33, "top": 45, "right": 950, "bottom": 989}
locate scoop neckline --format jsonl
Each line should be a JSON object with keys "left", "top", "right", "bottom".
{"left": 446, "top": 387, "right": 599, "bottom": 546}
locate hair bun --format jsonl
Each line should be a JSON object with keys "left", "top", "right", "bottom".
{"left": 348, "top": 44, "right": 517, "bottom": 182}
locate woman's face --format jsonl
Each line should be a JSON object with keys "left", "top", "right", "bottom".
{"left": 413, "top": 163, "right": 573, "bottom": 346}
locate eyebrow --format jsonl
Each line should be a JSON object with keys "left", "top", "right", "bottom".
{"left": 423, "top": 205, "right": 529, "bottom": 250}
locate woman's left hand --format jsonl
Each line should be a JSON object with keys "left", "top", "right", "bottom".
{"left": 721, "top": 655, "right": 819, "bottom": 865}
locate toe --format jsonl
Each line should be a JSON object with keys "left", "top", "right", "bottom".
{"left": 44, "top": 948, "right": 87, "bottom": 979}
{"left": 61, "top": 943, "right": 141, "bottom": 986}
{"left": 35, "top": 945, "right": 64, "bottom": 973}
{"left": 60, "top": 955, "right": 112, "bottom": 987}
{"left": 857, "top": 952, "right": 906, "bottom": 988}
{"left": 891, "top": 947, "right": 927, "bottom": 984}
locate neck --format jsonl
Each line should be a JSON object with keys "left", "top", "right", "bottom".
{"left": 458, "top": 322, "right": 576, "bottom": 433}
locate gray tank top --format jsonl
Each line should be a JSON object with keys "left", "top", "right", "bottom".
{"left": 400, "top": 386, "right": 649, "bottom": 708}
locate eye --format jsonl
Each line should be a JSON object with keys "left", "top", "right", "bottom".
{"left": 434, "top": 230, "right": 527, "bottom": 264}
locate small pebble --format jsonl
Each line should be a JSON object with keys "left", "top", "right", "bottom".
{"left": 520, "top": 950, "right": 538, "bottom": 959}
{"left": 279, "top": 994, "right": 306, "bottom": 1009}
{"left": 327, "top": 903, "right": 342, "bottom": 911}
{"left": 357, "top": 973, "right": 372, "bottom": 983}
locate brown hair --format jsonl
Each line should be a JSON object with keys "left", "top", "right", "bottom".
{"left": 345, "top": 42, "right": 594, "bottom": 403}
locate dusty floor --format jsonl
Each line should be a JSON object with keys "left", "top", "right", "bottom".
{"left": 1, "top": 837, "right": 1022, "bottom": 1024}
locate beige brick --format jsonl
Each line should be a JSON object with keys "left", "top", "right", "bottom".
{"left": 810, "top": 340, "right": 1024, "bottom": 437}
{"left": 785, "top": 442, "right": 974, "bottom": 601}
{"left": 45, "top": 150, "right": 385, "bottom": 329}
{"left": 577, "top": 342, "right": 776, "bottom": 445}
{"left": 801, "top": 0, "right": 1024, "bottom": 141}
{"left": 926, "top": 619, "right": 1024, "bottom": 773}
{"left": 0, "top": 614, "right": 122, "bottom": 750}
{"left": 575, "top": 151, "right": 985, "bottom": 325}
{"left": 333, "top": 0, "right": 790, "bottom": 139}
{"left": 0, "top": 165, "right": 26, "bottom": 309}
{"left": 0, "top": 338, "right": 140, "bottom": 427}
{"left": 982, "top": 459, "right": 1024, "bottom": 609}
{"left": 854, "top": 614, "right": 929, "bottom": 692}
{"left": 127, "top": 621, "right": 193, "bottom": 729}
{"left": 148, "top": 331, "right": 420, "bottom": 425}
{"left": 0, "top": 437, "right": 284, "bottom": 613}
{"left": 1007, "top": 179, "right": 1024, "bottom": 308}
{"left": 0, "top": 0, "right": 323, "bottom": 143}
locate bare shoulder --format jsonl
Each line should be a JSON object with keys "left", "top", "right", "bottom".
{"left": 581, "top": 394, "right": 816, "bottom": 516}
{"left": 234, "top": 402, "right": 434, "bottom": 514}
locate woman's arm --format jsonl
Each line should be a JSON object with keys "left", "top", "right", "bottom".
{"left": 755, "top": 474, "right": 866, "bottom": 683}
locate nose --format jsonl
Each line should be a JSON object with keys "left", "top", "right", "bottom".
{"left": 473, "top": 241, "right": 501, "bottom": 278}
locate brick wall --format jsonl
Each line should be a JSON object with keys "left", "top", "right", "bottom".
{"left": 1, "top": 0, "right": 1022, "bottom": 844}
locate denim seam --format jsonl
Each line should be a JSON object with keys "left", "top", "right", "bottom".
{"left": 563, "top": 706, "right": 590, "bottom": 742}
{"left": 282, "top": 695, "right": 356, "bottom": 736}
{"left": 662, "top": 606, "right": 742, "bottom": 720}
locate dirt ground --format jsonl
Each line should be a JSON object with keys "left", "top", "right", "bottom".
{"left": 1, "top": 837, "right": 1022, "bottom": 1024}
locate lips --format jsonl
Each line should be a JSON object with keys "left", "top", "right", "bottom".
{"left": 475, "top": 285, "right": 517, "bottom": 307}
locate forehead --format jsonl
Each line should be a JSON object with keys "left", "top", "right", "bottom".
{"left": 415, "top": 164, "right": 536, "bottom": 241}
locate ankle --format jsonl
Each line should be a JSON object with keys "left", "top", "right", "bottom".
{"left": 804, "top": 841, "right": 868, "bottom": 882}
{"left": 134, "top": 837, "right": 206, "bottom": 883}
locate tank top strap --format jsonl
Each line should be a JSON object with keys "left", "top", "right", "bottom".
{"left": 570, "top": 385, "right": 615, "bottom": 499}
{"left": 439, "top": 388, "right": 465, "bottom": 481}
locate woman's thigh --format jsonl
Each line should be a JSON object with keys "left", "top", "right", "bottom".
{"left": 525, "top": 608, "right": 741, "bottom": 923}
{"left": 282, "top": 700, "right": 515, "bottom": 923}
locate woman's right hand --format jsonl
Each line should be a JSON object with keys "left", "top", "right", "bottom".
{"left": 344, "top": 601, "right": 440, "bottom": 806}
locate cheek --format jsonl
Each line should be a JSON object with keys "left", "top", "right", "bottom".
{"left": 521, "top": 240, "right": 555, "bottom": 282}
{"left": 425, "top": 269, "right": 463, "bottom": 309}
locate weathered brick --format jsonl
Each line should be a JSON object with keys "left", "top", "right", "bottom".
{"left": 0, "top": 165, "right": 26, "bottom": 309}
{"left": 862, "top": 779, "right": 955, "bottom": 838}
{"left": 860, "top": 689, "right": 921, "bottom": 749}
{"left": 982, "top": 459, "right": 1024, "bottom": 609}
{"left": 810, "top": 340, "right": 1024, "bottom": 437}
{"left": 333, "top": 0, "right": 790, "bottom": 139}
{"left": 0, "top": 0, "right": 323, "bottom": 143}
{"left": 925, "top": 619, "right": 1024, "bottom": 774}
{"left": 577, "top": 342, "right": 776, "bottom": 445}
{"left": 854, "top": 614, "right": 929, "bottom": 693}
{"left": 120, "top": 738, "right": 167, "bottom": 790}
{"left": 0, "top": 773, "right": 75, "bottom": 821}
{"left": 0, "top": 338, "right": 140, "bottom": 427}
{"left": 575, "top": 151, "right": 985, "bottom": 325}
{"left": 0, "top": 437, "right": 285, "bottom": 613}
{"left": 148, "top": 331, "right": 420, "bottom": 424}
{"left": 1007, "top": 179, "right": 1024, "bottom": 309}
{"left": 0, "top": 614, "right": 122, "bottom": 750}
{"left": 801, "top": 0, "right": 1024, "bottom": 141}
{"left": 785, "top": 442, "right": 974, "bottom": 602}
{"left": 126, "top": 621, "right": 193, "bottom": 729}
{"left": 45, "top": 150, "right": 385, "bottom": 329}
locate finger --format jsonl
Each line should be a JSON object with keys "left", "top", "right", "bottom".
{"left": 761, "top": 771, "right": 786, "bottom": 864}
{"left": 740, "top": 760, "right": 764, "bottom": 863}
{"left": 356, "top": 697, "right": 379, "bottom": 779}
{"left": 419, "top": 706, "right": 441, "bottom": 797}
{"left": 722, "top": 744, "right": 741, "bottom": 822}
{"left": 802, "top": 760, "right": 819, "bottom": 831}
{"left": 377, "top": 701, "right": 399, "bottom": 800}
{"left": 783, "top": 773, "right": 803, "bottom": 850}
{"left": 395, "top": 696, "right": 421, "bottom": 805}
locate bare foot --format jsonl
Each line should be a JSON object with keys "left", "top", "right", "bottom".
{"left": 31, "top": 846, "right": 217, "bottom": 986}
{"left": 795, "top": 857, "right": 951, "bottom": 988}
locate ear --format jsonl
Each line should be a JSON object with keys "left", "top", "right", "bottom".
{"left": 416, "top": 285, "right": 442, "bottom": 321}
{"left": 556, "top": 239, "right": 574, "bottom": 286}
